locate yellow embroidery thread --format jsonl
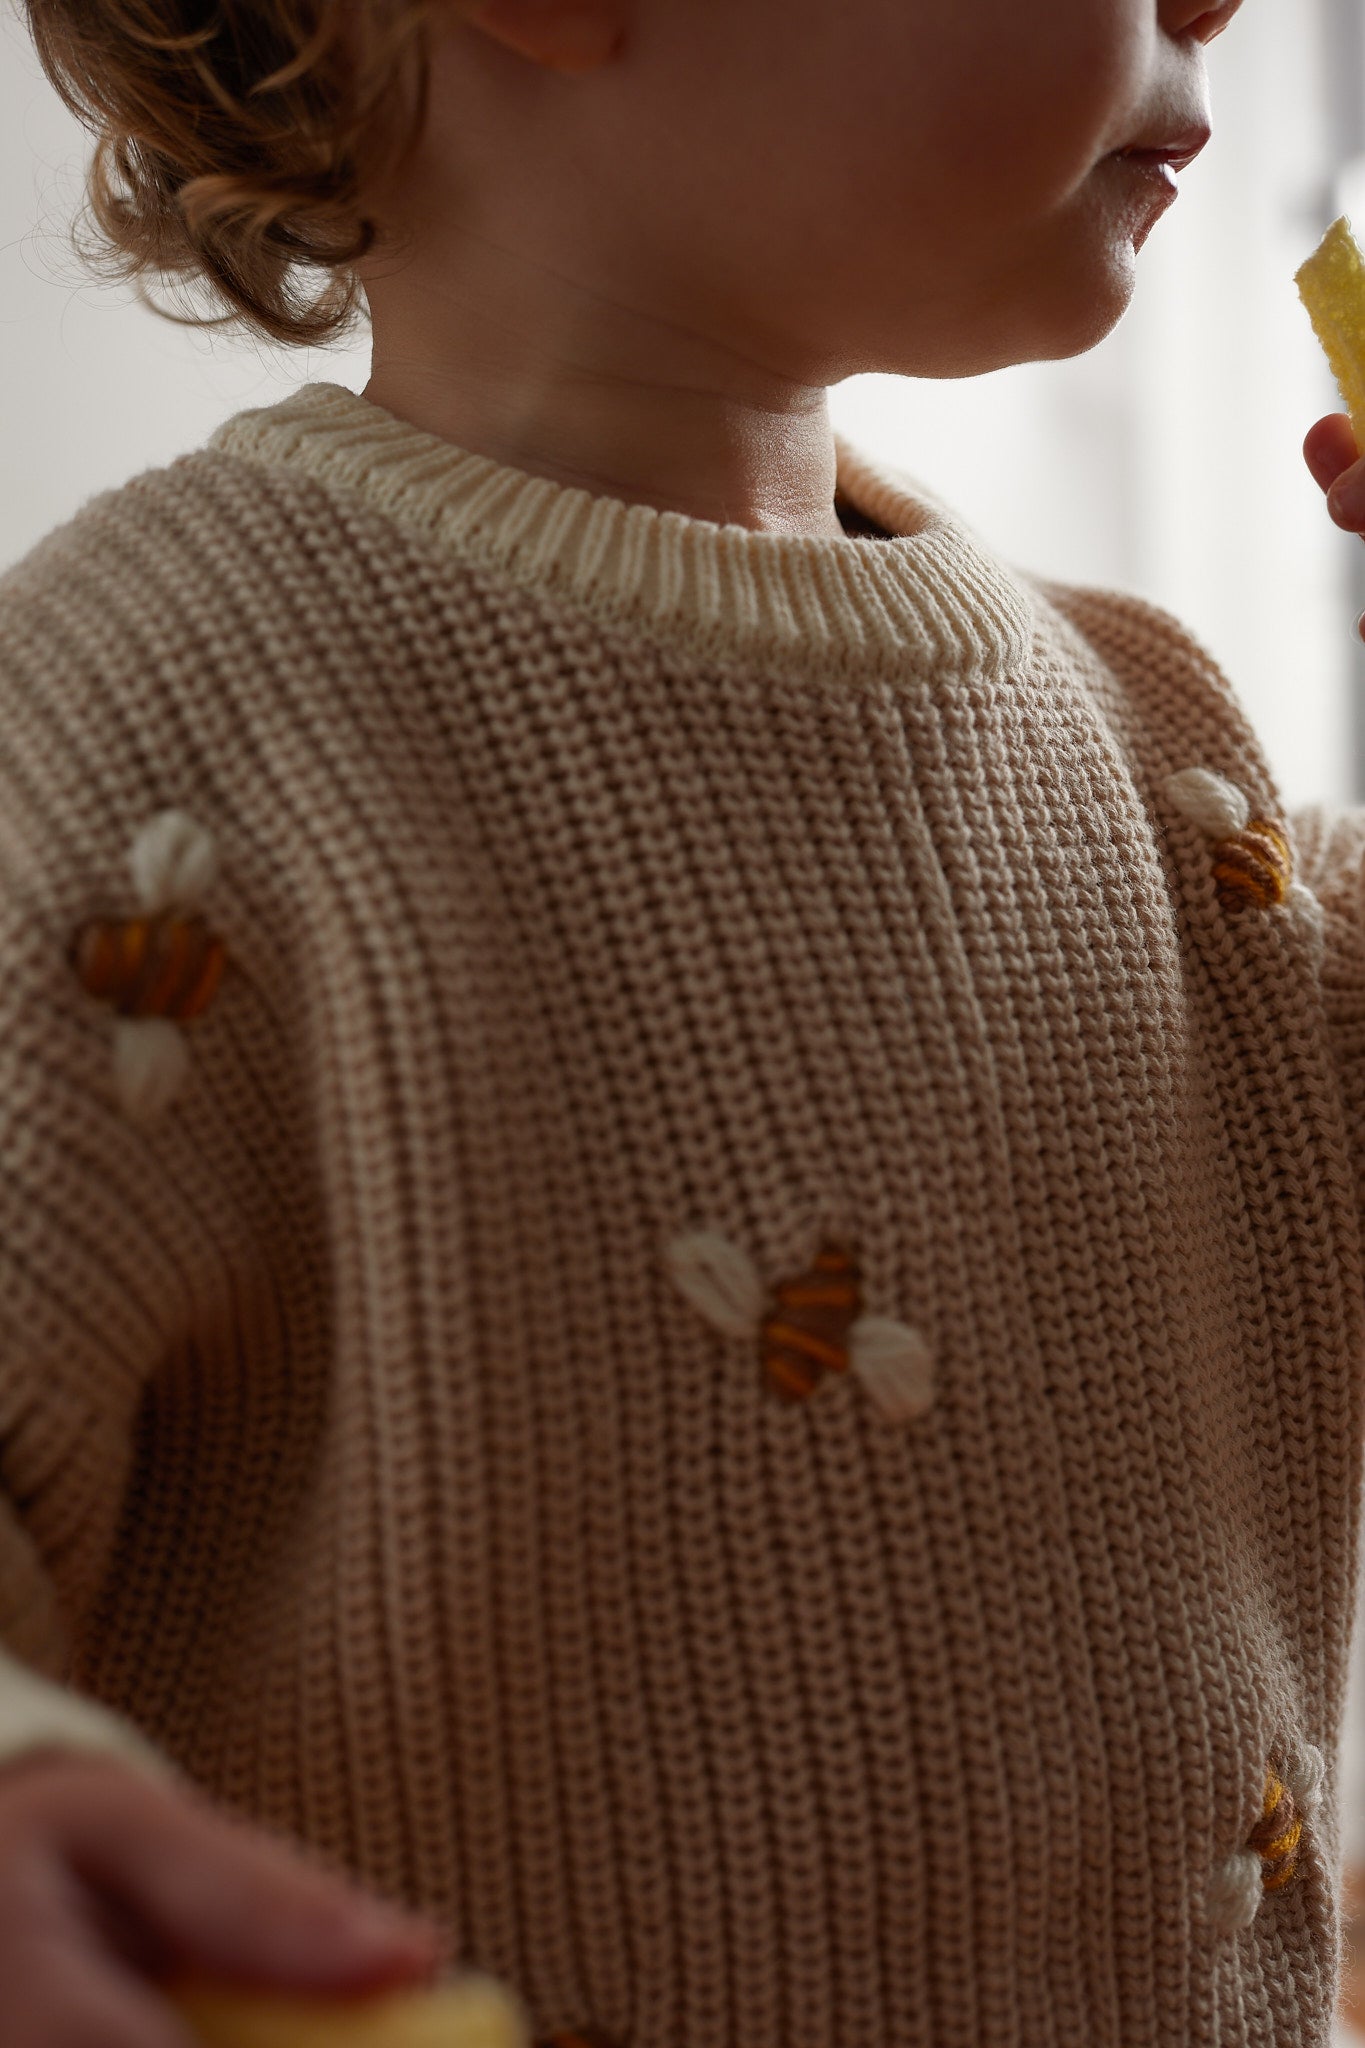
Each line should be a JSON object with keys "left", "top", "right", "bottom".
{"left": 1209, "top": 819, "right": 1293, "bottom": 912}
{"left": 1248, "top": 1769, "right": 1304, "bottom": 1892}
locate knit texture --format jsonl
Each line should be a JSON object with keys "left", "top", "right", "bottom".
{"left": 2, "top": 378, "right": 1365, "bottom": 2045}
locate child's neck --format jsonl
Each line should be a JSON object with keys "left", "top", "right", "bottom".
{"left": 360, "top": 244, "right": 847, "bottom": 539}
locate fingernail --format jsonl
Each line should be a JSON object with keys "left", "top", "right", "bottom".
{"left": 353, "top": 1908, "right": 438, "bottom": 1956}
{"left": 1329, "top": 466, "right": 1365, "bottom": 522}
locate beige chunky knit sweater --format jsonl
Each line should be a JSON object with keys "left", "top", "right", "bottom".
{"left": 3, "top": 379, "right": 1365, "bottom": 2046}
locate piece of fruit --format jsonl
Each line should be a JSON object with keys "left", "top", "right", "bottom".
{"left": 1296, "top": 214, "right": 1365, "bottom": 455}
{"left": 166, "top": 1970, "right": 530, "bottom": 2048}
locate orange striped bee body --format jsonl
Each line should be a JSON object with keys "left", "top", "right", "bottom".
{"left": 1247, "top": 1769, "right": 1303, "bottom": 1893}
{"left": 69, "top": 910, "right": 227, "bottom": 1023}
{"left": 758, "top": 1242, "right": 862, "bottom": 1400}
{"left": 1211, "top": 818, "right": 1293, "bottom": 912}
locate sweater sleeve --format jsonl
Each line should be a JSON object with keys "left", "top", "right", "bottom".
{"left": 1291, "top": 801, "right": 1365, "bottom": 1160}
{"left": 0, "top": 862, "right": 182, "bottom": 1789}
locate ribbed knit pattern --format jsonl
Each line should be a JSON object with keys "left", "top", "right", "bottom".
{"left": 2, "top": 378, "right": 1365, "bottom": 2045}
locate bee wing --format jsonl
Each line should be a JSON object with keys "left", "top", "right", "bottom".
{"left": 847, "top": 1315, "right": 934, "bottom": 1423}
{"left": 129, "top": 810, "right": 219, "bottom": 915}
{"left": 1163, "top": 768, "right": 1250, "bottom": 840}
{"left": 664, "top": 1231, "right": 766, "bottom": 1340}
{"left": 112, "top": 1016, "right": 191, "bottom": 1125}
{"left": 1206, "top": 1851, "right": 1263, "bottom": 1933}
{"left": 1280, "top": 1736, "right": 1326, "bottom": 1821}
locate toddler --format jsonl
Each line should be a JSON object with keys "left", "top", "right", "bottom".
{"left": 4, "top": 0, "right": 1365, "bottom": 2042}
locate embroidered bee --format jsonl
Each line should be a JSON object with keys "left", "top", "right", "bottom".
{"left": 664, "top": 1229, "right": 934, "bottom": 1424}
{"left": 761, "top": 1240, "right": 862, "bottom": 1401}
{"left": 1247, "top": 1767, "right": 1304, "bottom": 1893}
{"left": 68, "top": 809, "right": 226, "bottom": 1126}
{"left": 1205, "top": 1736, "right": 1325, "bottom": 1934}
{"left": 1211, "top": 819, "right": 1293, "bottom": 910}
{"left": 1163, "top": 766, "right": 1316, "bottom": 916}
{"left": 71, "top": 904, "right": 225, "bottom": 1022}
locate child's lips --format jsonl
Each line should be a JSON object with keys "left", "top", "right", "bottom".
{"left": 1105, "top": 143, "right": 1198, "bottom": 248}
{"left": 1114, "top": 152, "right": 1181, "bottom": 202}
{"left": 1112, "top": 126, "right": 1213, "bottom": 174}
{"left": 1104, "top": 126, "right": 1209, "bottom": 231}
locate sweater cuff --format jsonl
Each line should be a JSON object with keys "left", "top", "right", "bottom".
{"left": 0, "top": 1642, "right": 180, "bottom": 1786}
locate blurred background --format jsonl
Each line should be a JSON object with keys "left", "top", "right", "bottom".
{"left": 5, "top": 0, "right": 1365, "bottom": 2028}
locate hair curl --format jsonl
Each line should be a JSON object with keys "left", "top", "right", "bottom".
{"left": 18, "top": 0, "right": 442, "bottom": 348}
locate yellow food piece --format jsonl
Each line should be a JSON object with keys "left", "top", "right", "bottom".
{"left": 1296, "top": 214, "right": 1365, "bottom": 455}
{"left": 167, "top": 1971, "right": 530, "bottom": 2048}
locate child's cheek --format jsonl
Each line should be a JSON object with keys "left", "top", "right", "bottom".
{"left": 925, "top": 0, "right": 1155, "bottom": 214}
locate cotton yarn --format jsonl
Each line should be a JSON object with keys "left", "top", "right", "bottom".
{"left": 0, "top": 380, "right": 1361, "bottom": 2044}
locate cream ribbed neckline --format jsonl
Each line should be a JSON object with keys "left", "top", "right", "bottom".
{"left": 207, "top": 380, "right": 1034, "bottom": 683}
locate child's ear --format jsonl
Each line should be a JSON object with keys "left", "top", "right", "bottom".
{"left": 462, "top": 0, "right": 627, "bottom": 75}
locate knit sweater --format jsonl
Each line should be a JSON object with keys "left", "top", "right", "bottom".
{"left": 2, "top": 379, "right": 1365, "bottom": 2048}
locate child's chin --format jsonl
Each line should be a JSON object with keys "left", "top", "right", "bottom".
{"left": 975, "top": 235, "right": 1142, "bottom": 372}
{"left": 1033, "top": 244, "right": 1139, "bottom": 360}
{"left": 863, "top": 243, "right": 1139, "bottom": 379}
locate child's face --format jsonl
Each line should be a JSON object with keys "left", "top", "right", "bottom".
{"left": 452, "top": 0, "right": 1239, "bottom": 385}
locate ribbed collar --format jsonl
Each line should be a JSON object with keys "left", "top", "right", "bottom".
{"left": 207, "top": 381, "right": 1034, "bottom": 685}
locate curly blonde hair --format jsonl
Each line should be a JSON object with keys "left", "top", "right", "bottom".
{"left": 19, "top": 0, "right": 442, "bottom": 348}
